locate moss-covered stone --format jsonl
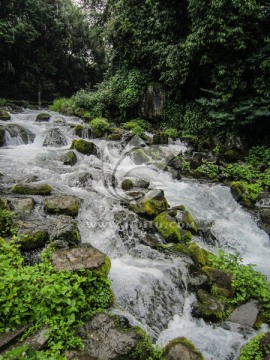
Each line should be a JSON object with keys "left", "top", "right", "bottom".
{"left": 70, "top": 139, "right": 98, "bottom": 156}
{"left": 230, "top": 181, "right": 253, "bottom": 207}
{"left": 223, "top": 149, "right": 243, "bottom": 163}
{"left": 121, "top": 179, "right": 134, "bottom": 191}
{"left": 60, "top": 151, "right": 77, "bottom": 166}
{"left": 0, "top": 110, "right": 11, "bottom": 121}
{"left": 164, "top": 336, "right": 204, "bottom": 360}
{"left": 107, "top": 127, "right": 125, "bottom": 141}
{"left": 12, "top": 183, "right": 52, "bottom": 195}
{"left": 129, "top": 189, "right": 168, "bottom": 219}
{"left": 202, "top": 267, "right": 234, "bottom": 297}
{"left": 188, "top": 243, "right": 212, "bottom": 267}
{"left": 92, "top": 256, "right": 111, "bottom": 277}
{"left": 192, "top": 289, "right": 226, "bottom": 321}
{"left": 182, "top": 210, "right": 198, "bottom": 233}
{"left": 16, "top": 230, "right": 49, "bottom": 250}
{"left": 154, "top": 211, "right": 181, "bottom": 243}
{"left": 36, "top": 113, "right": 51, "bottom": 122}
{"left": 44, "top": 195, "right": 79, "bottom": 216}
{"left": 74, "top": 125, "right": 91, "bottom": 138}
{"left": 133, "top": 149, "right": 150, "bottom": 165}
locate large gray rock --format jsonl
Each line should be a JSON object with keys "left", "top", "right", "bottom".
{"left": 192, "top": 289, "right": 225, "bottom": 321}
{"left": 0, "top": 109, "right": 11, "bottom": 121}
{"left": 228, "top": 300, "right": 260, "bottom": 327}
{"left": 42, "top": 128, "right": 67, "bottom": 147}
{"left": 5, "top": 124, "right": 35, "bottom": 144}
{"left": 50, "top": 215, "right": 81, "bottom": 247}
{"left": 52, "top": 244, "right": 107, "bottom": 272}
{"left": 44, "top": 195, "right": 79, "bottom": 216}
{"left": 60, "top": 151, "right": 77, "bottom": 166}
{"left": 17, "top": 222, "right": 49, "bottom": 250}
{"left": 12, "top": 182, "right": 52, "bottom": 195}
{"left": 66, "top": 313, "right": 142, "bottom": 360}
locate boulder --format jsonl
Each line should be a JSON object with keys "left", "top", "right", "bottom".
{"left": 74, "top": 125, "right": 92, "bottom": 138}
{"left": 133, "top": 148, "right": 150, "bottom": 165}
{"left": 0, "top": 110, "right": 11, "bottom": 121}
{"left": 154, "top": 211, "right": 181, "bottom": 243}
{"left": 42, "top": 128, "right": 67, "bottom": 147}
{"left": 164, "top": 337, "right": 203, "bottom": 360}
{"left": 121, "top": 179, "right": 133, "bottom": 191}
{"left": 12, "top": 183, "right": 52, "bottom": 195}
{"left": 71, "top": 139, "right": 99, "bottom": 156}
{"left": 5, "top": 124, "right": 35, "bottom": 144}
{"left": 129, "top": 189, "right": 168, "bottom": 219}
{"left": 50, "top": 215, "right": 81, "bottom": 247}
{"left": 258, "top": 207, "right": 270, "bottom": 234}
{"left": 52, "top": 244, "right": 110, "bottom": 276}
{"left": 6, "top": 197, "right": 34, "bottom": 213}
{"left": 0, "top": 126, "right": 5, "bottom": 146}
{"left": 230, "top": 181, "right": 254, "bottom": 207}
{"left": 176, "top": 207, "right": 198, "bottom": 233}
{"left": 228, "top": 300, "right": 260, "bottom": 327}
{"left": 66, "top": 313, "right": 142, "bottom": 360}
{"left": 36, "top": 113, "right": 51, "bottom": 122}
{"left": 152, "top": 133, "right": 169, "bottom": 145}
{"left": 192, "top": 289, "right": 225, "bottom": 321}
{"left": 202, "top": 267, "right": 234, "bottom": 297}
{"left": 17, "top": 222, "right": 49, "bottom": 250}
{"left": 132, "top": 179, "right": 150, "bottom": 189}
{"left": 44, "top": 195, "right": 79, "bottom": 216}
{"left": 107, "top": 127, "right": 125, "bottom": 141}
{"left": 188, "top": 244, "right": 212, "bottom": 267}
{"left": 60, "top": 151, "right": 77, "bottom": 166}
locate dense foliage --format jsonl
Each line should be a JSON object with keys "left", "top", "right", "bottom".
{"left": 0, "top": 0, "right": 105, "bottom": 101}
{"left": 0, "top": 241, "right": 114, "bottom": 358}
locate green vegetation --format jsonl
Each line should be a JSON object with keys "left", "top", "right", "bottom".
{"left": 130, "top": 327, "right": 165, "bottom": 360}
{"left": 0, "top": 208, "right": 18, "bottom": 237}
{"left": 0, "top": 241, "right": 114, "bottom": 358}
{"left": 239, "top": 333, "right": 268, "bottom": 360}
{"left": 89, "top": 117, "right": 110, "bottom": 137}
{"left": 195, "top": 162, "right": 220, "bottom": 180}
{"left": 210, "top": 251, "right": 270, "bottom": 316}
{"left": 162, "top": 128, "right": 178, "bottom": 139}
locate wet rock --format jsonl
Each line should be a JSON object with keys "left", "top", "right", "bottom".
{"left": 258, "top": 207, "right": 270, "bottom": 234}
{"left": 50, "top": 215, "right": 81, "bottom": 247}
{"left": 152, "top": 132, "right": 169, "bottom": 145}
{"left": 44, "top": 195, "right": 79, "bottom": 216}
{"left": 107, "top": 127, "right": 125, "bottom": 141}
{"left": 168, "top": 154, "right": 184, "bottom": 170}
{"left": 60, "top": 150, "right": 77, "bottom": 166}
{"left": 121, "top": 179, "right": 133, "bottom": 191}
{"left": 133, "top": 148, "right": 150, "bottom": 165}
{"left": 186, "top": 265, "right": 209, "bottom": 291}
{"left": 0, "top": 326, "right": 29, "bottom": 352}
{"left": 66, "top": 313, "right": 142, "bottom": 360}
{"left": 71, "top": 139, "right": 99, "bottom": 156}
{"left": 5, "top": 124, "right": 35, "bottom": 144}
{"left": 192, "top": 289, "right": 225, "bottom": 321}
{"left": 67, "top": 172, "right": 93, "bottom": 189}
{"left": 202, "top": 267, "right": 234, "bottom": 297}
{"left": 170, "top": 168, "right": 182, "bottom": 180}
{"left": 1, "top": 197, "right": 34, "bottom": 213}
{"left": 230, "top": 181, "right": 254, "bottom": 207}
{"left": 132, "top": 179, "right": 150, "bottom": 189}
{"left": 141, "top": 234, "right": 163, "bottom": 248}
{"left": 188, "top": 244, "right": 212, "bottom": 267}
{"left": 0, "top": 126, "right": 5, "bottom": 146}
{"left": 43, "top": 127, "right": 67, "bottom": 147}
{"left": 12, "top": 182, "right": 52, "bottom": 195}
{"left": 129, "top": 189, "right": 168, "bottom": 219}
{"left": 176, "top": 207, "right": 198, "bottom": 233}
{"left": 154, "top": 211, "right": 181, "bottom": 243}
{"left": 17, "top": 222, "right": 49, "bottom": 250}
{"left": 52, "top": 244, "right": 109, "bottom": 275}
{"left": 222, "top": 134, "right": 246, "bottom": 162}
{"left": 164, "top": 337, "right": 203, "bottom": 360}
{"left": 228, "top": 300, "right": 260, "bottom": 327}
{"left": 0, "top": 109, "right": 11, "bottom": 121}
{"left": 74, "top": 124, "right": 92, "bottom": 138}
{"left": 36, "top": 113, "right": 51, "bottom": 122}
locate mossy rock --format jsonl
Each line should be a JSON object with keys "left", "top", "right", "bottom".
{"left": 71, "top": 139, "right": 98, "bottom": 156}
{"left": 164, "top": 337, "right": 204, "bottom": 360}
{"left": 202, "top": 266, "right": 234, "bottom": 297}
{"left": 188, "top": 243, "right": 212, "bottom": 267}
{"left": 60, "top": 151, "right": 77, "bottom": 166}
{"left": 36, "top": 113, "right": 51, "bottom": 122}
{"left": 133, "top": 148, "right": 150, "bottom": 165}
{"left": 152, "top": 133, "right": 169, "bottom": 145}
{"left": 74, "top": 125, "right": 91, "bottom": 138}
{"left": 154, "top": 211, "right": 181, "bottom": 243}
{"left": 107, "top": 127, "right": 125, "bottom": 141}
{"left": 230, "top": 181, "right": 254, "bottom": 207}
{"left": 223, "top": 149, "right": 244, "bottom": 163}
{"left": 50, "top": 216, "right": 81, "bottom": 247}
{"left": 92, "top": 255, "right": 111, "bottom": 277}
{"left": 89, "top": 117, "right": 110, "bottom": 138}
{"left": 0, "top": 110, "right": 11, "bottom": 121}
{"left": 192, "top": 289, "right": 225, "bottom": 321}
{"left": 12, "top": 183, "right": 52, "bottom": 195}
{"left": 16, "top": 229, "right": 49, "bottom": 250}
{"left": 181, "top": 210, "right": 198, "bottom": 233}
{"left": 129, "top": 189, "right": 168, "bottom": 219}
{"left": 44, "top": 195, "right": 79, "bottom": 217}
{"left": 0, "top": 126, "right": 5, "bottom": 146}
{"left": 121, "top": 179, "right": 134, "bottom": 191}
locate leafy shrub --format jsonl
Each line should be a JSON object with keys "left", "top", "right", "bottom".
{"left": 0, "top": 242, "right": 114, "bottom": 357}
{"left": 210, "top": 251, "right": 270, "bottom": 311}
{"left": 239, "top": 333, "right": 265, "bottom": 360}
{"left": 224, "top": 164, "right": 259, "bottom": 182}
{"left": 0, "top": 209, "right": 17, "bottom": 237}
{"left": 50, "top": 98, "right": 74, "bottom": 115}
{"left": 195, "top": 162, "right": 220, "bottom": 179}
{"left": 123, "top": 119, "right": 150, "bottom": 131}
{"left": 131, "top": 125, "right": 145, "bottom": 137}
{"left": 246, "top": 146, "right": 270, "bottom": 167}
{"left": 90, "top": 117, "right": 110, "bottom": 136}
{"left": 162, "top": 128, "right": 178, "bottom": 139}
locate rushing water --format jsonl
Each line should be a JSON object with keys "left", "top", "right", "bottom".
{"left": 0, "top": 110, "right": 269, "bottom": 359}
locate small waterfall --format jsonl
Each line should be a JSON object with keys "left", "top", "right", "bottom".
{"left": 0, "top": 109, "right": 269, "bottom": 359}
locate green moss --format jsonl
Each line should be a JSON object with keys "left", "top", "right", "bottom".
{"left": 164, "top": 337, "right": 204, "bottom": 360}
{"left": 154, "top": 212, "right": 181, "bottom": 243}
{"left": 202, "top": 266, "right": 234, "bottom": 298}
{"left": 162, "top": 128, "right": 178, "bottom": 139}
{"left": 188, "top": 243, "right": 212, "bottom": 267}
{"left": 107, "top": 127, "right": 125, "bottom": 141}
{"left": 171, "top": 243, "right": 189, "bottom": 254}
{"left": 122, "top": 119, "right": 150, "bottom": 131}
{"left": 182, "top": 210, "right": 198, "bottom": 233}
{"left": 12, "top": 183, "right": 52, "bottom": 195}
{"left": 129, "top": 196, "right": 168, "bottom": 219}
{"left": 230, "top": 181, "right": 254, "bottom": 207}
{"left": 122, "top": 179, "right": 134, "bottom": 191}
{"left": 131, "top": 125, "right": 145, "bottom": 137}
{"left": 93, "top": 256, "right": 111, "bottom": 278}
{"left": 89, "top": 117, "right": 109, "bottom": 137}
{"left": 133, "top": 149, "right": 150, "bottom": 165}
{"left": 0, "top": 236, "right": 6, "bottom": 246}
{"left": 36, "top": 113, "right": 51, "bottom": 121}
{"left": 0, "top": 109, "right": 11, "bottom": 121}
{"left": 130, "top": 326, "right": 165, "bottom": 360}
{"left": 44, "top": 197, "right": 79, "bottom": 217}
{"left": 70, "top": 139, "right": 97, "bottom": 156}
{"left": 15, "top": 230, "right": 49, "bottom": 250}
{"left": 195, "top": 289, "right": 226, "bottom": 321}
